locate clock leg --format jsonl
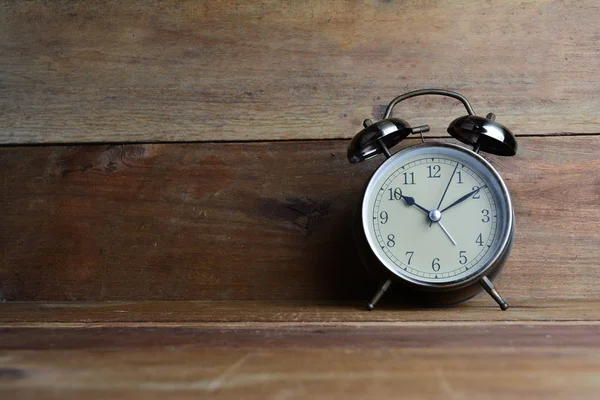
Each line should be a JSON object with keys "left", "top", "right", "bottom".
{"left": 479, "top": 275, "right": 509, "bottom": 310}
{"left": 367, "top": 279, "right": 392, "bottom": 311}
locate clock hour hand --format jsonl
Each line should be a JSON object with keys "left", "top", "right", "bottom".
{"left": 440, "top": 185, "right": 488, "bottom": 213}
{"left": 401, "top": 195, "right": 430, "bottom": 215}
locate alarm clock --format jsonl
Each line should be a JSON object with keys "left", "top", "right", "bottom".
{"left": 347, "top": 89, "right": 517, "bottom": 310}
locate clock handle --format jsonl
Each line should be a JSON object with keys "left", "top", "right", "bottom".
{"left": 383, "top": 89, "right": 476, "bottom": 119}
{"left": 367, "top": 279, "right": 392, "bottom": 311}
{"left": 479, "top": 276, "right": 509, "bottom": 311}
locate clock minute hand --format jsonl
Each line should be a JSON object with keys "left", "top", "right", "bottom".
{"left": 440, "top": 185, "right": 488, "bottom": 213}
{"left": 429, "top": 162, "right": 459, "bottom": 227}
{"left": 436, "top": 162, "right": 459, "bottom": 210}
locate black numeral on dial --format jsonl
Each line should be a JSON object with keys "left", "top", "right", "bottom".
{"left": 476, "top": 233, "right": 484, "bottom": 246}
{"left": 379, "top": 211, "right": 388, "bottom": 224}
{"left": 481, "top": 209, "right": 490, "bottom": 223}
{"left": 427, "top": 165, "right": 441, "bottom": 178}
{"left": 387, "top": 234, "right": 396, "bottom": 247}
{"left": 432, "top": 258, "right": 441, "bottom": 271}
{"left": 459, "top": 251, "right": 468, "bottom": 265}
{"left": 388, "top": 188, "right": 402, "bottom": 201}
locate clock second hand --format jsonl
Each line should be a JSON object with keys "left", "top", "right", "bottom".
{"left": 437, "top": 221, "right": 457, "bottom": 246}
{"left": 430, "top": 162, "right": 459, "bottom": 227}
{"left": 401, "top": 195, "right": 457, "bottom": 246}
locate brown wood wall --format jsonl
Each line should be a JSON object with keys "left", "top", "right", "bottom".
{"left": 2, "top": 136, "right": 599, "bottom": 301}
{"left": 2, "top": 0, "right": 600, "bottom": 144}
{"left": 3, "top": 3, "right": 600, "bottom": 398}
{"left": 1, "top": 0, "right": 600, "bottom": 302}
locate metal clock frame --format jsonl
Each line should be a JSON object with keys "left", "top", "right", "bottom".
{"left": 347, "top": 89, "right": 518, "bottom": 311}
{"left": 357, "top": 142, "right": 514, "bottom": 310}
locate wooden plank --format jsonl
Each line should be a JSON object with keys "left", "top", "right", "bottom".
{"left": 1, "top": 136, "right": 599, "bottom": 301}
{"left": 1, "top": 327, "right": 600, "bottom": 398}
{"left": 2, "top": 324, "right": 600, "bottom": 350}
{"left": 1, "top": 299, "right": 600, "bottom": 325}
{"left": 2, "top": 0, "right": 600, "bottom": 144}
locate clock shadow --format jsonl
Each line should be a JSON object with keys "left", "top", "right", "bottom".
{"left": 313, "top": 213, "right": 484, "bottom": 309}
{"left": 314, "top": 213, "right": 379, "bottom": 301}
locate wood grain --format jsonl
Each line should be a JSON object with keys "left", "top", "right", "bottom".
{"left": 2, "top": 0, "right": 600, "bottom": 144}
{"left": 1, "top": 299, "right": 600, "bottom": 325}
{"left": 1, "top": 136, "right": 599, "bottom": 301}
{"left": 1, "top": 326, "right": 600, "bottom": 398}
{"left": 3, "top": 324, "right": 600, "bottom": 350}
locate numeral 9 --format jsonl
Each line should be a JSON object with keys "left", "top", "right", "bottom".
{"left": 380, "top": 211, "right": 388, "bottom": 224}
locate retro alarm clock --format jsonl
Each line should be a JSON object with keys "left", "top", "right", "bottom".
{"left": 347, "top": 89, "right": 516, "bottom": 310}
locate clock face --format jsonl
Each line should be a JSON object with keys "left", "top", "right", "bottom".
{"left": 362, "top": 143, "right": 513, "bottom": 286}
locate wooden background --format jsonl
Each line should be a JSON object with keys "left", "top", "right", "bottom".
{"left": 1, "top": 136, "right": 599, "bottom": 302}
{"left": 2, "top": 0, "right": 600, "bottom": 144}
{"left": 1, "top": 1, "right": 600, "bottom": 398}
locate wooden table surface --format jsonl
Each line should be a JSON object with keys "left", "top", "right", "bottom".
{"left": 1, "top": 300, "right": 600, "bottom": 399}
{"left": 1, "top": 0, "right": 600, "bottom": 398}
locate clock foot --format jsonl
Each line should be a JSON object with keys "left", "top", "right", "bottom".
{"left": 479, "top": 276, "right": 509, "bottom": 310}
{"left": 367, "top": 279, "right": 392, "bottom": 311}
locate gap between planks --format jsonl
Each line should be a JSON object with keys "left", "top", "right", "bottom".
{"left": 1, "top": 131, "right": 600, "bottom": 147}
{"left": 2, "top": 299, "right": 600, "bottom": 327}
{"left": 3, "top": 320, "right": 600, "bottom": 329}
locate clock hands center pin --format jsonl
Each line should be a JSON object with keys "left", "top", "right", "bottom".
{"left": 399, "top": 193, "right": 457, "bottom": 246}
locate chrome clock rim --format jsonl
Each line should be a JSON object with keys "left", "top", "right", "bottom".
{"left": 361, "top": 142, "right": 514, "bottom": 290}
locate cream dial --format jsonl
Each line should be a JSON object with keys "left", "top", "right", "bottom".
{"left": 362, "top": 143, "right": 512, "bottom": 285}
